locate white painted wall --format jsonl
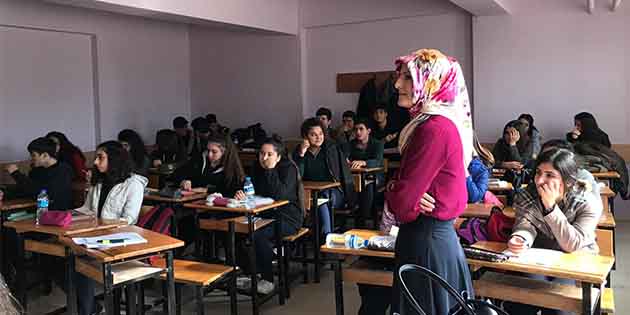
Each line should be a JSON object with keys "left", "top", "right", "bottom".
{"left": 473, "top": 1, "right": 630, "bottom": 144}
{"left": 189, "top": 26, "right": 302, "bottom": 138}
{"left": 303, "top": 12, "right": 473, "bottom": 123}
{"left": 0, "top": 0, "right": 190, "bottom": 159}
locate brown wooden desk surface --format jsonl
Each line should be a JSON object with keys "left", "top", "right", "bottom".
{"left": 143, "top": 188, "right": 208, "bottom": 203}
{"left": 600, "top": 186, "right": 615, "bottom": 198}
{"left": 470, "top": 241, "right": 614, "bottom": 284}
{"left": 4, "top": 218, "right": 127, "bottom": 236}
{"left": 460, "top": 203, "right": 498, "bottom": 218}
{"left": 0, "top": 198, "right": 37, "bottom": 212}
{"left": 303, "top": 181, "right": 341, "bottom": 191}
{"left": 488, "top": 182, "right": 514, "bottom": 192}
{"left": 350, "top": 167, "right": 385, "bottom": 174}
{"left": 60, "top": 225, "right": 184, "bottom": 263}
{"left": 592, "top": 171, "right": 621, "bottom": 179}
{"left": 183, "top": 199, "right": 289, "bottom": 215}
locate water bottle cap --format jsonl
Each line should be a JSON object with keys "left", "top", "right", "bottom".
{"left": 40, "top": 189, "right": 47, "bottom": 193}
{"left": 245, "top": 176, "right": 251, "bottom": 181}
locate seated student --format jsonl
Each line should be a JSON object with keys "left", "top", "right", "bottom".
{"left": 492, "top": 120, "right": 533, "bottom": 171}
{"left": 334, "top": 110, "right": 356, "bottom": 144}
{"left": 151, "top": 129, "right": 187, "bottom": 168}
{"left": 173, "top": 116, "right": 193, "bottom": 155}
{"left": 347, "top": 118, "right": 384, "bottom": 227}
{"left": 46, "top": 131, "right": 88, "bottom": 181}
{"left": 292, "top": 118, "right": 354, "bottom": 235}
{"left": 566, "top": 112, "right": 611, "bottom": 148}
{"left": 172, "top": 133, "right": 245, "bottom": 197}
{"left": 518, "top": 113, "right": 542, "bottom": 159}
{"left": 467, "top": 136, "right": 494, "bottom": 203}
{"left": 190, "top": 117, "right": 212, "bottom": 159}
{"left": 371, "top": 103, "right": 399, "bottom": 149}
{"left": 206, "top": 113, "right": 229, "bottom": 135}
{"left": 118, "top": 129, "right": 150, "bottom": 176}
{"left": 316, "top": 107, "right": 336, "bottom": 139}
{"left": 74, "top": 141, "right": 148, "bottom": 315}
{"left": 234, "top": 136, "right": 304, "bottom": 294}
{"left": 3, "top": 137, "right": 73, "bottom": 210}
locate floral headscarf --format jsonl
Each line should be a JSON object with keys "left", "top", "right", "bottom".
{"left": 395, "top": 49, "right": 473, "bottom": 172}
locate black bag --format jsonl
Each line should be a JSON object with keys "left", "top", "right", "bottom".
{"left": 397, "top": 264, "right": 509, "bottom": 315}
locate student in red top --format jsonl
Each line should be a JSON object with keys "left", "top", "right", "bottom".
{"left": 46, "top": 131, "right": 87, "bottom": 181}
{"left": 386, "top": 49, "right": 474, "bottom": 315}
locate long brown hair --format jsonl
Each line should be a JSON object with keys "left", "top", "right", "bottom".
{"left": 473, "top": 135, "right": 494, "bottom": 167}
{"left": 207, "top": 134, "right": 245, "bottom": 190}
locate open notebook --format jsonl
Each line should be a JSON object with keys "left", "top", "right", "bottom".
{"left": 73, "top": 232, "right": 147, "bottom": 249}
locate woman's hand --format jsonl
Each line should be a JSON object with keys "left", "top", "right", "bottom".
{"left": 153, "top": 160, "right": 162, "bottom": 167}
{"left": 299, "top": 139, "right": 310, "bottom": 157}
{"left": 507, "top": 235, "right": 529, "bottom": 254}
{"left": 180, "top": 180, "right": 192, "bottom": 191}
{"left": 350, "top": 160, "right": 367, "bottom": 169}
{"left": 5, "top": 164, "right": 18, "bottom": 174}
{"left": 419, "top": 193, "right": 435, "bottom": 213}
{"left": 537, "top": 180, "right": 561, "bottom": 210}
{"left": 234, "top": 190, "right": 246, "bottom": 200}
{"left": 506, "top": 127, "right": 520, "bottom": 146}
{"left": 384, "top": 132, "right": 398, "bottom": 143}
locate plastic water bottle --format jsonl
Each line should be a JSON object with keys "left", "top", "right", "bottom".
{"left": 36, "top": 189, "right": 49, "bottom": 225}
{"left": 325, "top": 233, "right": 368, "bottom": 249}
{"left": 243, "top": 177, "right": 256, "bottom": 209}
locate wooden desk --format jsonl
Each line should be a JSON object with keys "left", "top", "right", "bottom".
{"left": 302, "top": 181, "right": 341, "bottom": 283}
{"left": 491, "top": 168, "right": 507, "bottom": 178}
{"left": 0, "top": 198, "right": 37, "bottom": 212}
{"left": 599, "top": 186, "right": 615, "bottom": 213}
{"left": 183, "top": 200, "right": 288, "bottom": 315}
{"left": 350, "top": 167, "right": 384, "bottom": 193}
{"left": 143, "top": 188, "right": 208, "bottom": 239}
{"left": 3, "top": 218, "right": 127, "bottom": 313}
{"left": 61, "top": 225, "right": 184, "bottom": 315}
{"left": 488, "top": 182, "right": 514, "bottom": 193}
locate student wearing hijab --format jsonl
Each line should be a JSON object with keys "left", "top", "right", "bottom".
{"left": 567, "top": 112, "right": 611, "bottom": 148}
{"left": 386, "top": 49, "right": 473, "bottom": 315}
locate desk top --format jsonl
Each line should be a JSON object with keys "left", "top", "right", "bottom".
{"left": 600, "top": 186, "right": 615, "bottom": 198}
{"left": 60, "top": 225, "right": 184, "bottom": 263}
{"left": 488, "top": 182, "right": 514, "bottom": 192}
{"left": 4, "top": 218, "right": 127, "bottom": 236}
{"left": 183, "top": 199, "right": 288, "bottom": 215}
{"left": 0, "top": 198, "right": 37, "bottom": 212}
{"left": 143, "top": 188, "right": 208, "bottom": 203}
{"left": 592, "top": 171, "right": 621, "bottom": 179}
{"left": 470, "top": 241, "right": 614, "bottom": 284}
{"left": 351, "top": 167, "right": 385, "bottom": 174}
{"left": 460, "top": 203, "right": 498, "bottom": 218}
{"left": 302, "top": 181, "right": 341, "bottom": 191}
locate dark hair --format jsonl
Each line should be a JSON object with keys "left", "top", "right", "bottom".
{"left": 206, "top": 114, "right": 217, "bottom": 124}
{"left": 518, "top": 113, "right": 538, "bottom": 138}
{"left": 46, "top": 131, "right": 84, "bottom": 164}
{"left": 27, "top": 137, "right": 57, "bottom": 159}
{"left": 541, "top": 139, "right": 574, "bottom": 153}
{"left": 316, "top": 107, "right": 332, "bottom": 120}
{"left": 206, "top": 134, "right": 245, "bottom": 191}
{"left": 502, "top": 120, "right": 530, "bottom": 152}
{"left": 354, "top": 117, "right": 371, "bottom": 129}
{"left": 535, "top": 148, "right": 579, "bottom": 191}
{"left": 300, "top": 118, "right": 325, "bottom": 138}
{"left": 260, "top": 135, "right": 287, "bottom": 158}
{"left": 172, "top": 116, "right": 188, "bottom": 129}
{"left": 117, "top": 129, "right": 148, "bottom": 170}
{"left": 342, "top": 111, "right": 356, "bottom": 120}
{"left": 574, "top": 112, "right": 608, "bottom": 144}
{"left": 155, "top": 129, "right": 179, "bottom": 153}
{"left": 191, "top": 117, "right": 210, "bottom": 132}
{"left": 374, "top": 103, "right": 388, "bottom": 111}
{"left": 92, "top": 141, "right": 133, "bottom": 185}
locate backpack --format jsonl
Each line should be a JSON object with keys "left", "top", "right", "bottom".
{"left": 137, "top": 204, "right": 174, "bottom": 236}
{"left": 457, "top": 217, "right": 488, "bottom": 246}
{"left": 487, "top": 207, "right": 515, "bottom": 242}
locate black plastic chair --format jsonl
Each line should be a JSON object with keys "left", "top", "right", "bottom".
{"left": 397, "top": 264, "right": 509, "bottom": 315}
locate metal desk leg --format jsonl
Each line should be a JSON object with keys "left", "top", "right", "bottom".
{"left": 582, "top": 282, "right": 594, "bottom": 315}
{"left": 125, "top": 283, "right": 137, "bottom": 315}
{"left": 275, "top": 214, "right": 285, "bottom": 305}
{"left": 312, "top": 190, "right": 321, "bottom": 283}
{"left": 103, "top": 263, "right": 115, "bottom": 315}
{"left": 66, "top": 249, "right": 77, "bottom": 315}
{"left": 333, "top": 259, "right": 344, "bottom": 315}
{"left": 16, "top": 233, "right": 26, "bottom": 309}
{"left": 166, "top": 251, "right": 176, "bottom": 315}
{"left": 247, "top": 213, "right": 259, "bottom": 315}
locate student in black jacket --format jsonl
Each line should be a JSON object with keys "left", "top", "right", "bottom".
{"left": 235, "top": 136, "right": 304, "bottom": 294}
{"left": 3, "top": 137, "right": 73, "bottom": 210}
{"left": 493, "top": 120, "right": 533, "bottom": 171}
{"left": 292, "top": 118, "right": 355, "bottom": 235}
{"left": 371, "top": 103, "right": 400, "bottom": 149}
{"left": 172, "top": 133, "right": 245, "bottom": 197}
{"left": 348, "top": 118, "right": 384, "bottom": 227}
{"left": 151, "top": 129, "right": 188, "bottom": 169}
{"left": 567, "top": 112, "right": 611, "bottom": 148}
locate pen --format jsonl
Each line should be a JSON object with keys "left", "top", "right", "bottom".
{"left": 96, "top": 239, "right": 127, "bottom": 244}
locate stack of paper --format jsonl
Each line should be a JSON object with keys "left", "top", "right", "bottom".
{"left": 73, "top": 232, "right": 147, "bottom": 249}
{"left": 503, "top": 248, "right": 563, "bottom": 266}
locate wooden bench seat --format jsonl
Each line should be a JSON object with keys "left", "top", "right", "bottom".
{"left": 343, "top": 259, "right": 393, "bottom": 287}
{"left": 76, "top": 258, "right": 164, "bottom": 285}
{"left": 283, "top": 227, "right": 309, "bottom": 242}
{"left": 198, "top": 216, "right": 274, "bottom": 234}
{"left": 152, "top": 258, "right": 233, "bottom": 286}
{"left": 602, "top": 287, "right": 615, "bottom": 314}
{"left": 474, "top": 271, "right": 601, "bottom": 314}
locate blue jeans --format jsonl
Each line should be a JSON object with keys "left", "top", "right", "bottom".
{"left": 318, "top": 188, "right": 344, "bottom": 235}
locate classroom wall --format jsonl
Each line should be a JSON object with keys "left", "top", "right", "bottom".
{"left": 302, "top": 11, "right": 473, "bottom": 122}
{"left": 473, "top": 1, "right": 630, "bottom": 144}
{"left": 0, "top": 0, "right": 190, "bottom": 160}
{"left": 189, "top": 26, "right": 302, "bottom": 139}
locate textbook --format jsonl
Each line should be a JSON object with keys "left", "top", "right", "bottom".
{"left": 73, "top": 232, "right": 147, "bottom": 249}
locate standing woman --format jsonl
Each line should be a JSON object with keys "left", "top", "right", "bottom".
{"left": 566, "top": 112, "right": 611, "bottom": 148}
{"left": 118, "top": 129, "right": 151, "bottom": 176}
{"left": 518, "top": 113, "right": 542, "bottom": 159}
{"left": 46, "top": 131, "right": 87, "bottom": 181}
{"left": 386, "top": 49, "right": 474, "bottom": 315}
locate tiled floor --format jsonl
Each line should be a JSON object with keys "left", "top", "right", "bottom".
{"left": 26, "top": 221, "right": 630, "bottom": 314}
